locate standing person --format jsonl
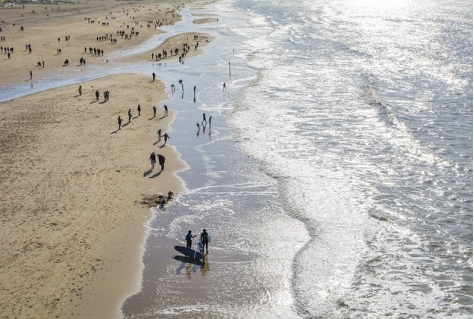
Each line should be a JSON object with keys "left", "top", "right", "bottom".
{"left": 202, "top": 113, "right": 207, "bottom": 125}
{"left": 152, "top": 72, "right": 155, "bottom": 81}
{"left": 163, "top": 133, "right": 170, "bottom": 145}
{"left": 95, "top": 90, "right": 99, "bottom": 101}
{"left": 196, "top": 122, "right": 200, "bottom": 130}
{"left": 153, "top": 105, "right": 157, "bottom": 118}
{"left": 78, "top": 85, "right": 82, "bottom": 96}
{"left": 137, "top": 104, "right": 141, "bottom": 116}
{"left": 117, "top": 115, "right": 122, "bottom": 130}
{"left": 209, "top": 116, "right": 212, "bottom": 127}
{"left": 186, "top": 230, "right": 196, "bottom": 249}
{"left": 30, "top": 71, "right": 32, "bottom": 80}
{"left": 157, "top": 128, "right": 162, "bottom": 141}
{"left": 128, "top": 108, "right": 132, "bottom": 123}
{"left": 163, "top": 104, "right": 168, "bottom": 117}
{"left": 200, "top": 229, "right": 210, "bottom": 254}
{"left": 223, "top": 83, "right": 226, "bottom": 90}
{"left": 149, "top": 152, "right": 156, "bottom": 170}
{"left": 193, "top": 85, "right": 196, "bottom": 95}
{"left": 157, "top": 154, "right": 165, "bottom": 171}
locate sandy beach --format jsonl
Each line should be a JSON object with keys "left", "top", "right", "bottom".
{"left": 0, "top": 1, "right": 215, "bottom": 318}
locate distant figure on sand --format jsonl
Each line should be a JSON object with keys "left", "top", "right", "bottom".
{"left": 153, "top": 105, "right": 157, "bottom": 117}
{"left": 163, "top": 133, "right": 170, "bottom": 145}
{"left": 152, "top": 72, "right": 156, "bottom": 81}
{"left": 158, "top": 154, "right": 165, "bottom": 171}
{"left": 95, "top": 90, "right": 99, "bottom": 101}
{"left": 163, "top": 105, "right": 168, "bottom": 116}
{"left": 137, "top": 104, "right": 141, "bottom": 116}
{"left": 202, "top": 113, "right": 207, "bottom": 125}
{"left": 186, "top": 230, "right": 196, "bottom": 249}
{"left": 223, "top": 83, "right": 226, "bottom": 90}
{"left": 30, "top": 71, "right": 32, "bottom": 80}
{"left": 196, "top": 122, "right": 200, "bottom": 130}
{"left": 157, "top": 128, "right": 162, "bottom": 141}
{"left": 128, "top": 109, "right": 132, "bottom": 123}
{"left": 167, "top": 191, "right": 174, "bottom": 201}
{"left": 209, "top": 116, "right": 212, "bottom": 126}
{"left": 78, "top": 85, "right": 82, "bottom": 96}
{"left": 117, "top": 115, "right": 122, "bottom": 130}
{"left": 149, "top": 152, "right": 156, "bottom": 170}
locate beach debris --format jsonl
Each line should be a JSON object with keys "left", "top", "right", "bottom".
{"left": 139, "top": 194, "right": 168, "bottom": 207}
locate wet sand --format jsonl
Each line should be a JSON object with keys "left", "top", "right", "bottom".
{"left": 0, "top": 0, "right": 216, "bottom": 318}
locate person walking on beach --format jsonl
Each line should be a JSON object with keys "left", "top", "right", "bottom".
{"left": 153, "top": 105, "right": 157, "bottom": 118}
{"left": 78, "top": 85, "right": 82, "bottom": 96}
{"left": 137, "top": 104, "right": 141, "bottom": 116}
{"left": 150, "top": 152, "right": 156, "bottom": 171}
{"left": 157, "top": 128, "right": 162, "bottom": 141}
{"left": 223, "top": 83, "right": 226, "bottom": 90}
{"left": 128, "top": 109, "right": 132, "bottom": 123}
{"left": 196, "top": 122, "right": 200, "bottom": 130}
{"left": 163, "top": 105, "right": 168, "bottom": 117}
{"left": 209, "top": 116, "right": 212, "bottom": 127}
{"left": 30, "top": 71, "right": 32, "bottom": 80}
{"left": 152, "top": 72, "right": 156, "bottom": 82}
{"left": 163, "top": 133, "right": 170, "bottom": 145}
{"left": 117, "top": 115, "right": 122, "bottom": 130}
{"left": 186, "top": 230, "right": 196, "bottom": 249}
{"left": 202, "top": 113, "right": 207, "bottom": 125}
{"left": 95, "top": 90, "right": 99, "bottom": 101}
{"left": 200, "top": 229, "right": 210, "bottom": 254}
{"left": 157, "top": 154, "right": 165, "bottom": 171}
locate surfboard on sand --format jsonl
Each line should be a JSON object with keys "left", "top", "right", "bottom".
{"left": 174, "top": 246, "right": 203, "bottom": 260}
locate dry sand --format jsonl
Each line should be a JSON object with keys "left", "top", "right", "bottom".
{"left": 0, "top": 0, "right": 216, "bottom": 318}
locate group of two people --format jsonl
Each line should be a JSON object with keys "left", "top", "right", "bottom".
{"left": 186, "top": 229, "right": 210, "bottom": 254}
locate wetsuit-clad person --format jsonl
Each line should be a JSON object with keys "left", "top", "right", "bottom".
{"left": 200, "top": 229, "right": 209, "bottom": 254}
{"left": 186, "top": 230, "right": 196, "bottom": 249}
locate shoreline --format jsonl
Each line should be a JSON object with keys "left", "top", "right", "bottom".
{"left": 0, "top": 0, "right": 217, "bottom": 317}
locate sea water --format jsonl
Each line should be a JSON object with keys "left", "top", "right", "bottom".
{"left": 123, "top": 0, "right": 472, "bottom": 317}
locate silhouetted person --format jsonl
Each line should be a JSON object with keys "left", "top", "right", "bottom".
{"left": 128, "top": 109, "right": 132, "bottom": 123}
{"left": 137, "top": 104, "right": 141, "bottom": 116}
{"left": 153, "top": 105, "right": 157, "bottom": 117}
{"left": 158, "top": 154, "right": 165, "bottom": 171}
{"left": 163, "top": 105, "right": 168, "bottom": 116}
{"left": 152, "top": 72, "right": 156, "bottom": 81}
{"left": 186, "top": 230, "right": 196, "bottom": 249}
{"left": 163, "top": 133, "right": 170, "bottom": 145}
{"left": 150, "top": 152, "right": 156, "bottom": 170}
{"left": 200, "top": 229, "right": 210, "bottom": 254}
{"left": 117, "top": 116, "right": 122, "bottom": 130}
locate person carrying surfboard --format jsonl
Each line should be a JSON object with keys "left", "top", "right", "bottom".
{"left": 185, "top": 230, "right": 196, "bottom": 249}
{"left": 200, "top": 229, "right": 210, "bottom": 254}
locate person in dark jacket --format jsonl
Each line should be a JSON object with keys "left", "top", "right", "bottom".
{"left": 186, "top": 230, "right": 196, "bottom": 249}
{"left": 200, "top": 229, "right": 210, "bottom": 254}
